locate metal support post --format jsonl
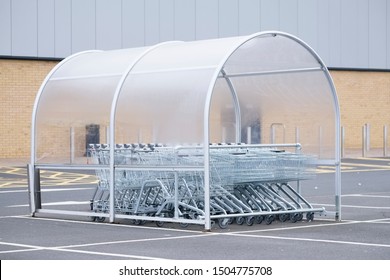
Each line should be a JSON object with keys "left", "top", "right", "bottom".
{"left": 341, "top": 126, "right": 345, "bottom": 158}
{"left": 384, "top": 125, "right": 388, "bottom": 157}
{"left": 247, "top": 126, "right": 251, "bottom": 144}
{"left": 362, "top": 125, "right": 367, "bottom": 157}
{"left": 70, "top": 127, "right": 75, "bottom": 164}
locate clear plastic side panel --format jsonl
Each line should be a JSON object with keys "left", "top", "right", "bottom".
{"left": 209, "top": 79, "right": 237, "bottom": 144}
{"left": 207, "top": 34, "right": 338, "bottom": 224}
{"left": 35, "top": 76, "right": 119, "bottom": 164}
{"left": 222, "top": 33, "right": 336, "bottom": 159}
{"left": 231, "top": 71, "right": 336, "bottom": 159}
{"left": 34, "top": 48, "right": 149, "bottom": 164}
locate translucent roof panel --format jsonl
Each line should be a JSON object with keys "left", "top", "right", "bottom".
{"left": 114, "top": 38, "right": 244, "bottom": 146}
{"left": 224, "top": 34, "right": 321, "bottom": 74}
{"left": 32, "top": 31, "right": 339, "bottom": 165}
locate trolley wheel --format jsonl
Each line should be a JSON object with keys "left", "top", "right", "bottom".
{"left": 278, "top": 213, "right": 289, "bottom": 222}
{"left": 218, "top": 218, "right": 230, "bottom": 229}
{"left": 256, "top": 215, "right": 264, "bottom": 224}
{"left": 290, "top": 213, "right": 299, "bottom": 223}
{"left": 246, "top": 216, "right": 255, "bottom": 226}
{"left": 297, "top": 213, "right": 303, "bottom": 221}
{"left": 156, "top": 221, "right": 164, "bottom": 227}
{"left": 89, "top": 216, "right": 97, "bottom": 222}
{"left": 95, "top": 216, "right": 106, "bottom": 223}
{"left": 265, "top": 214, "right": 275, "bottom": 225}
{"left": 236, "top": 216, "right": 245, "bottom": 225}
{"left": 134, "top": 219, "right": 144, "bottom": 225}
{"left": 179, "top": 222, "right": 189, "bottom": 228}
{"left": 306, "top": 212, "right": 314, "bottom": 222}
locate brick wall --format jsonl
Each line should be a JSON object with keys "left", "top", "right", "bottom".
{"left": 0, "top": 59, "right": 57, "bottom": 159}
{"left": 0, "top": 59, "right": 389, "bottom": 159}
{"left": 332, "top": 70, "right": 390, "bottom": 151}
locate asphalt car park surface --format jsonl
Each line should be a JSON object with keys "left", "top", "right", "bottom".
{"left": 0, "top": 158, "right": 389, "bottom": 260}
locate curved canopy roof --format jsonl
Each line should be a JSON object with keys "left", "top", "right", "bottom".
{"left": 32, "top": 31, "right": 340, "bottom": 164}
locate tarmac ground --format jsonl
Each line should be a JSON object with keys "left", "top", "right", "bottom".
{"left": 0, "top": 157, "right": 389, "bottom": 260}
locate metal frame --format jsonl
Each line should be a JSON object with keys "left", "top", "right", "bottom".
{"left": 29, "top": 31, "right": 341, "bottom": 231}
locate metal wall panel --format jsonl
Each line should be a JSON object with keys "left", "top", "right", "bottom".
{"left": 279, "top": 0, "right": 298, "bottom": 35}
{"left": 328, "top": 0, "right": 342, "bottom": 67}
{"left": 71, "top": 0, "right": 96, "bottom": 53}
{"left": 159, "top": 0, "right": 174, "bottom": 42}
{"left": 369, "top": 0, "right": 387, "bottom": 68}
{"left": 341, "top": 0, "right": 358, "bottom": 67}
{"left": 96, "top": 0, "right": 122, "bottom": 50}
{"left": 340, "top": 0, "right": 369, "bottom": 68}
{"left": 38, "top": 0, "right": 55, "bottom": 57}
{"left": 1, "top": 0, "right": 389, "bottom": 70}
{"left": 122, "top": 0, "right": 144, "bottom": 48}
{"left": 174, "top": 0, "right": 195, "bottom": 41}
{"left": 196, "top": 0, "right": 218, "bottom": 40}
{"left": 11, "top": 0, "right": 38, "bottom": 56}
{"left": 260, "top": 0, "right": 279, "bottom": 30}
{"left": 388, "top": 0, "right": 390, "bottom": 68}
{"left": 54, "top": 0, "right": 72, "bottom": 58}
{"left": 356, "top": 0, "right": 369, "bottom": 68}
{"left": 145, "top": 0, "right": 160, "bottom": 46}
{"left": 0, "top": 0, "right": 11, "bottom": 55}
{"left": 219, "top": 0, "right": 239, "bottom": 38}
{"left": 239, "top": 0, "right": 261, "bottom": 35}
{"left": 297, "top": 0, "right": 317, "bottom": 51}
{"left": 317, "top": 0, "right": 330, "bottom": 65}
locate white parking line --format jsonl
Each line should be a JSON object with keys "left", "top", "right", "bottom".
{"left": 8, "top": 201, "right": 90, "bottom": 207}
{"left": 2, "top": 215, "right": 389, "bottom": 259}
{"left": 0, "top": 187, "right": 94, "bottom": 194}
{"left": 313, "top": 203, "right": 390, "bottom": 210}
{"left": 224, "top": 232, "right": 390, "bottom": 248}
{"left": 0, "top": 240, "right": 167, "bottom": 260}
{"left": 342, "top": 194, "right": 390, "bottom": 198}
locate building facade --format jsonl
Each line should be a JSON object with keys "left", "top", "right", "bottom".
{"left": 1, "top": 0, "right": 390, "bottom": 159}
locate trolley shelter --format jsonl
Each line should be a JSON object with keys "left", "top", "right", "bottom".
{"left": 28, "top": 31, "right": 341, "bottom": 231}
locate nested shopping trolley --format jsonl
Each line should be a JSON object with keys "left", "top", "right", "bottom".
{"left": 87, "top": 142, "right": 321, "bottom": 228}
{"left": 28, "top": 31, "right": 341, "bottom": 231}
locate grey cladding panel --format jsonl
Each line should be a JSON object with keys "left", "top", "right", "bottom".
{"left": 159, "top": 0, "right": 174, "bottom": 42}
{"left": 279, "top": 0, "right": 298, "bottom": 35}
{"left": 145, "top": 0, "right": 160, "bottom": 46}
{"left": 328, "top": 0, "right": 342, "bottom": 67}
{"left": 368, "top": 0, "right": 387, "bottom": 69}
{"left": 239, "top": 0, "right": 261, "bottom": 35}
{"left": 297, "top": 0, "right": 317, "bottom": 51}
{"left": 96, "top": 0, "right": 122, "bottom": 50}
{"left": 0, "top": 0, "right": 11, "bottom": 55}
{"left": 174, "top": 0, "right": 196, "bottom": 41}
{"left": 38, "top": 0, "right": 55, "bottom": 57}
{"left": 196, "top": 0, "right": 218, "bottom": 40}
{"left": 317, "top": 0, "right": 330, "bottom": 65}
{"left": 260, "top": 0, "right": 279, "bottom": 30}
{"left": 11, "top": 0, "right": 38, "bottom": 56}
{"left": 219, "top": 0, "right": 239, "bottom": 38}
{"left": 54, "top": 0, "right": 72, "bottom": 58}
{"left": 71, "top": 0, "right": 96, "bottom": 53}
{"left": 388, "top": 1, "right": 390, "bottom": 68}
{"left": 0, "top": 0, "right": 388, "bottom": 69}
{"left": 122, "top": 0, "right": 144, "bottom": 48}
